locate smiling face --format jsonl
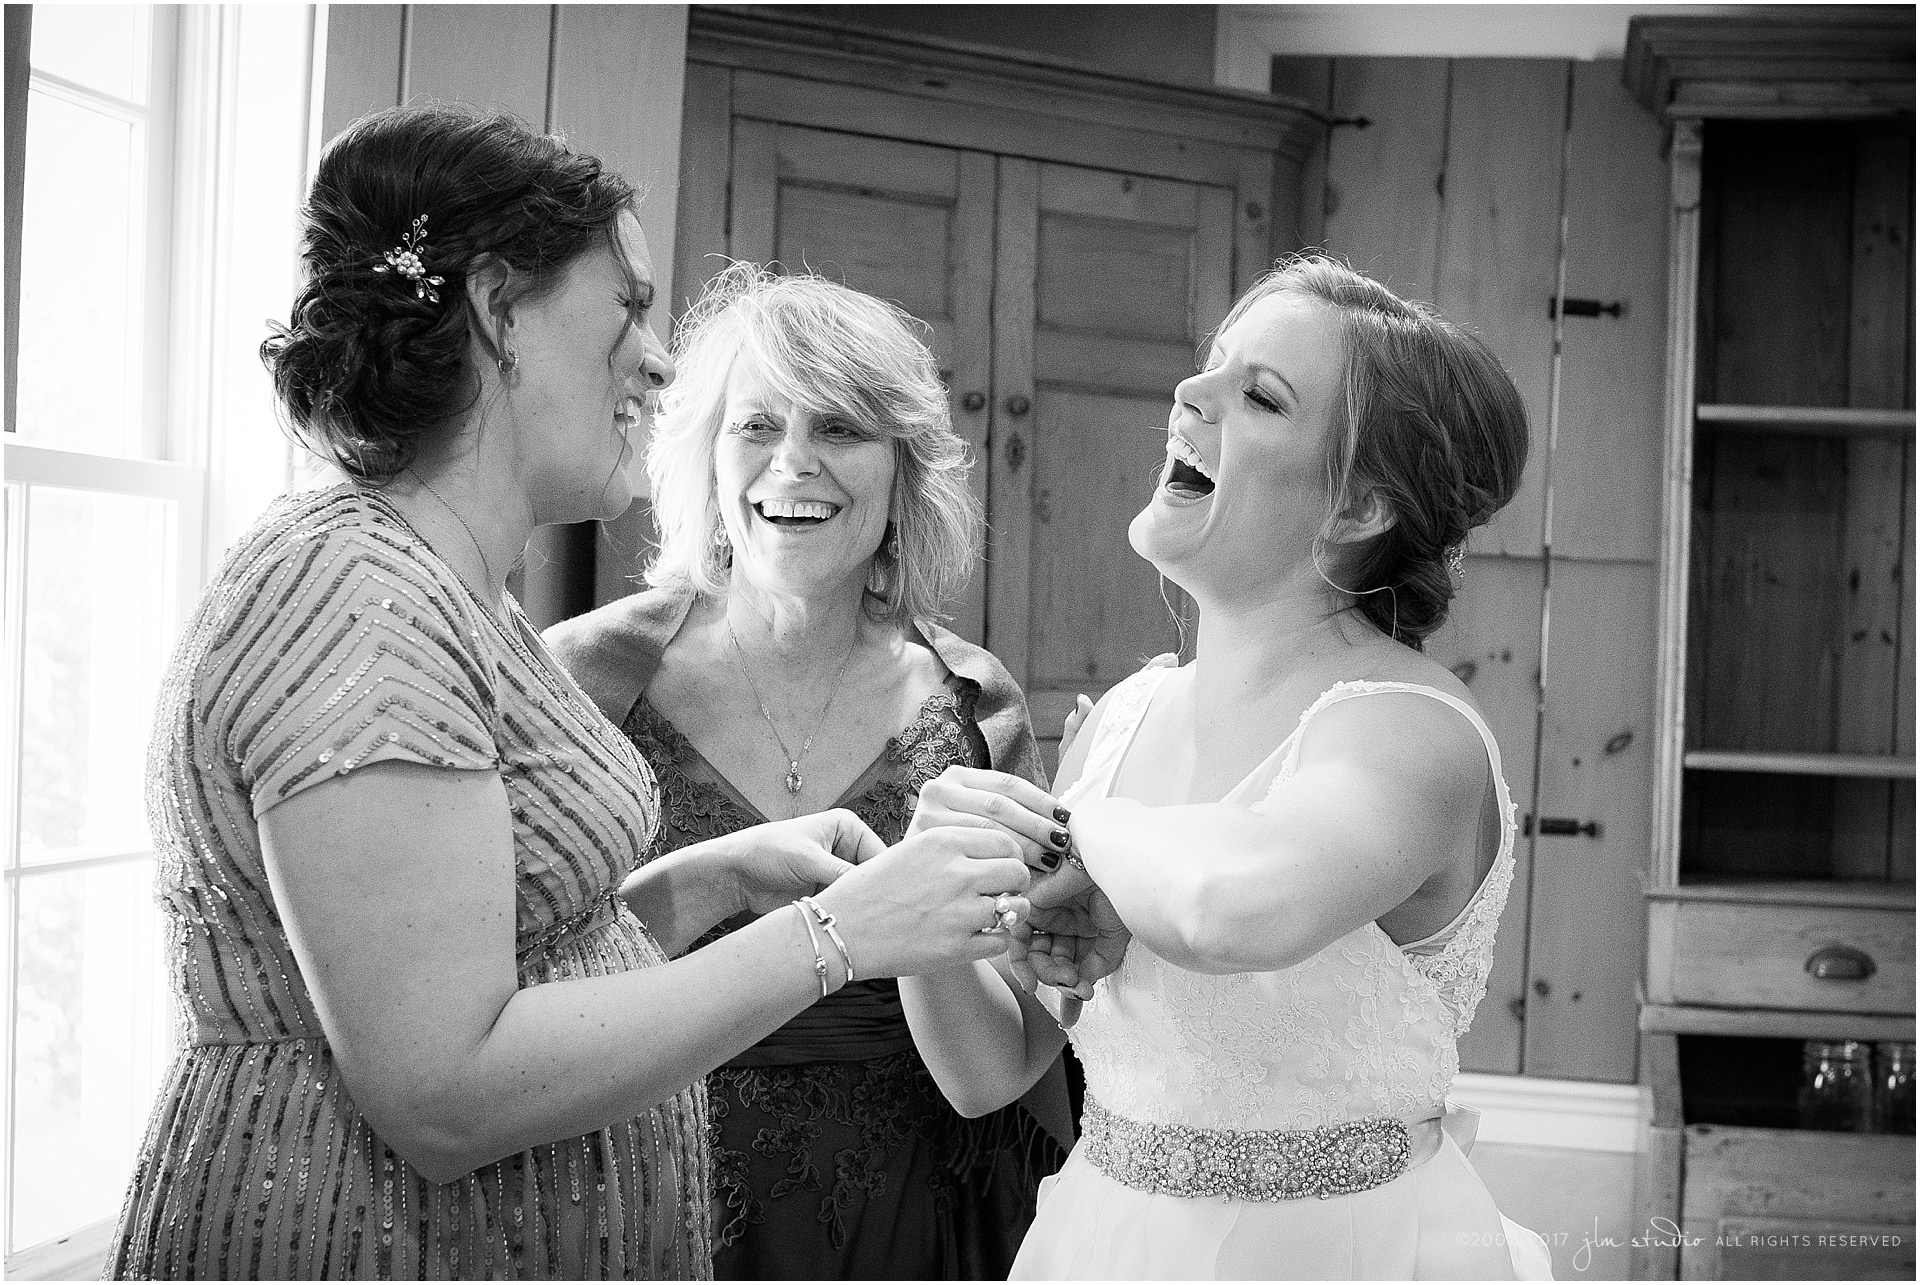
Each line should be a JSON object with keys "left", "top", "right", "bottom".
{"left": 713, "top": 354, "right": 898, "bottom": 602}
{"left": 1130, "top": 289, "right": 1349, "bottom": 599}
{"left": 506, "top": 208, "right": 673, "bottom": 524}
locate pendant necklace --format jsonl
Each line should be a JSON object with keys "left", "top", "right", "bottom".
{"left": 726, "top": 617, "right": 861, "bottom": 801}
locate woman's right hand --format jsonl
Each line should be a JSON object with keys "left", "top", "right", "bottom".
{"left": 908, "top": 765, "right": 1071, "bottom": 875}
{"left": 810, "top": 824, "right": 1032, "bottom": 979}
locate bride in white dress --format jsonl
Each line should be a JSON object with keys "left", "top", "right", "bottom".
{"left": 901, "top": 256, "right": 1554, "bottom": 1279}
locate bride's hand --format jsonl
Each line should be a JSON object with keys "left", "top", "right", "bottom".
{"left": 1006, "top": 885, "right": 1131, "bottom": 999}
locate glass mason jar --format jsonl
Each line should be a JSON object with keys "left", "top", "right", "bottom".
{"left": 1797, "top": 1039, "right": 1873, "bottom": 1132}
{"left": 1873, "top": 1042, "right": 1915, "bottom": 1135}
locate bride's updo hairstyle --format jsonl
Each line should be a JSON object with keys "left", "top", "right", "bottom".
{"left": 261, "top": 103, "right": 635, "bottom": 483}
{"left": 1228, "top": 255, "right": 1529, "bottom": 650}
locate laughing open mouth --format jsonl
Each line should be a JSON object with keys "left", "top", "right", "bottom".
{"left": 754, "top": 498, "right": 843, "bottom": 526}
{"left": 1163, "top": 435, "right": 1216, "bottom": 500}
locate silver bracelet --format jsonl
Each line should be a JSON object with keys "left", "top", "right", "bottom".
{"left": 797, "top": 895, "right": 856, "bottom": 984}
{"left": 792, "top": 901, "right": 832, "bottom": 998}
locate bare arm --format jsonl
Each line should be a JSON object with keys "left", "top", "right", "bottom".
{"left": 1068, "top": 693, "right": 1490, "bottom": 975}
{"left": 261, "top": 761, "right": 1029, "bottom": 1183}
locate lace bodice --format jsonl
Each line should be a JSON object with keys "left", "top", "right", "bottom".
{"left": 1059, "top": 664, "right": 1517, "bottom": 1132}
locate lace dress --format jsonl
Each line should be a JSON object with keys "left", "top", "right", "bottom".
{"left": 625, "top": 683, "right": 1065, "bottom": 1280}
{"left": 1012, "top": 663, "right": 1553, "bottom": 1280}
{"left": 107, "top": 487, "right": 709, "bottom": 1280}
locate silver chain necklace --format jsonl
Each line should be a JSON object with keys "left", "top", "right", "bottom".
{"left": 409, "top": 470, "right": 500, "bottom": 615}
{"left": 725, "top": 617, "right": 861, "bottom": 800}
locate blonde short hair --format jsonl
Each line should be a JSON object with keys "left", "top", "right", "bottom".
{"left": 645, "top": 263, "right": 980, "bottom": 624}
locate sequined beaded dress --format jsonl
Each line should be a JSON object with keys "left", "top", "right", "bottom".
{"left": 1012, "top": 662, "right": 1553, "bottom": 1280}
{"left": 106, "top": 487, "right": 710, "bottom": 1280}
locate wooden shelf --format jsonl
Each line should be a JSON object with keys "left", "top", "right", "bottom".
{"left": 1641, "top": 1002, "right": 1916, "bottom": 1043}
{"left": 1683, "top": 749, "right": 1917, "bottom": 779}
{"left": 1694, "top": 403, "right": 1916, "bottom": 437}
{"left": 1650, "top": 879, "right": 1915, "bottom": 910}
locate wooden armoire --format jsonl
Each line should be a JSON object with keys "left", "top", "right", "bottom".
{"left": 662, "top": 7, "right": 1320, "bottom": 751}
{"left": 1625, "top": 12, "right": 1917, "bottom": 1280}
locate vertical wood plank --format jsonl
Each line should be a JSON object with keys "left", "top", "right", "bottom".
{"left": 1234, "top": 149, "right": 1275, "bottom": 292}
{"left": 1651, "top": 120, "right": 1704, "bottom": 893}
{"left": 1524, "top": 559, "right": 1657, "bottom": 1082}
{"left": 726, "top": 118, "right": 777, "bottom": 265}
{"left": 1434, "top": 59, "right": 1570, "bottom": 561}
{"left": 404, "top": 4, "right": 550, "bottom": 121}
{"left": 1427, "top": 554, "right": 1546, "bottom": 1075}
{"left": 1553, "top": 60, "right": 1669, "bottom": 564}
{"left": 986, "top": 157, "right": 1040, "bottom": 684}
{"left": 670, "top": 62, "right": 732, "bottom": 320}
{"left": 1833, "top": 127, "right": 1914, "bottom": 878}
{"left": 1319, "top": 57, "right": 1449, "bottom": 303}
{"left": 1193, "top": 184, "right": 1235, "bottom": 335}
{"left": 947, "top": 149, "right": 999, "bottom": 644}
{"left": 319, "top": 3, "right": 403, "bottom": 141}
{"left": 1895, "top": 448, "right": 1916, "bottom": 882}
{"left": 549, "top": 5, "right": 689, "bottom": 612}
{"left": 1269, "top": 56, "right": 1332, "bottom": 252}
{"left": 1632, "top": 1124, "right": 1685, "bottom": 1280}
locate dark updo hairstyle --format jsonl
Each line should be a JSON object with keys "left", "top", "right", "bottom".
{"left": 261, "top": 102, "right": 636, "bottom": 483}
{"left": 1225, "top": 255, "right": 1529, "bottom": 649}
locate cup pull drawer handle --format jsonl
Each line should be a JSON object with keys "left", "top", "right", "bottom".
{"left": 1804, "top": 945, "right": 1876, "bottom": 981}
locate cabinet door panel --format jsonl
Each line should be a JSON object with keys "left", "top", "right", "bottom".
{"left": 1523, "top": 558, "right": 1657, "bottom": 1081}
{"left": 1434, "top": 60, "right": 1570, "bottom": 560}
{"left": 725, "top": 124, "right": 996, "bottom": 641}
{"left": 1426, "top": 554, "right": 1546, "bottom": 1075}
{"left": 1005, "top": 162, "right": 1232, "bottom": 706}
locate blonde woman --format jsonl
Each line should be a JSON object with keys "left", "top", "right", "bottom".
{"left": 547, "top": 264, "right": 1072, "bottom": 1280}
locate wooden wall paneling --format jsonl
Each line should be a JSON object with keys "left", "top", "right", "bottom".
{"left": 1434, "top": 59, "right": 1571, "bottom": 560}
{"left": 1897, "top": 451, "right": 1916, "bottom": 882}
{"left": 1268, "top": 57, "right": 1332, "bottom": 252}
{"left": 403, "top": 4, "right": 551, "bottom": 121}
{"left": 985, "top": 157, "right": 1040, "bottom": 683}
{"left": 1233, "top": 149, "right": 1276, "bottom": 292}
{"left": 948, "top": 150, "right": 999, "bottom": 644}
{"left": 1195, "top": 184, "right": 1236, "bottom": 331}
{"left": 726, "top": 69, "right": 1257, "bottom": 192}
{"left": 670, "top": 62, "right": 733, "bottom": 319}
{"left": 319, "top": 4, "right": 403, "bottom": 140}
{"left": 1426, "top": 554, "right": 1547, "bottom": 1074}
{"left": 1552, "top": 61, "right": 1669, "bottom": 564}
{"left": 1318, "top": 57, "right": 1450, "bottom": 304}
{"left": 725, "top": 118, "right": 777, "bottom": 266}
{"left": 1523, "top": 559, "right": 1657, "bottom": 1081}
{"left": 1833, "top": 127, "right": 1914, "bottom": 879}
{"left": 546, "top": 6, "right": 689, "bottom": 611}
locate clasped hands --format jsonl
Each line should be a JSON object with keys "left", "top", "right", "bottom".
{"left": 906, "top": 766, "right": 1131, "bottom": 1000}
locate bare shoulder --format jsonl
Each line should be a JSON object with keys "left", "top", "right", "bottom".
{"left": 1291, "top": 656, "right": 1491, "bottom": 804}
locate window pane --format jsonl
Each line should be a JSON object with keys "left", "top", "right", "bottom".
{"left": 10, "top": 862, "right": 169, "bottom": 1254}
{"left": 27, "top": 5, "right": 149, "bottom": 103}
{"left": 19, "top": 487, "right": 173, "bottom": 866}
{"left": 15, "top": 92, "right": 140, "bottom": 456}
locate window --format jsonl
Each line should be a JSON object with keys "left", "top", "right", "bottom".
{"left": 3, "top": 6, "right": 312, "bottom": 1276}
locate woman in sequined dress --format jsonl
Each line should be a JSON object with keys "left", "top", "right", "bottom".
{"left": 106, "top": 105, "right": 1036, "bottom": 1281}
{"left": 545, "top": 264, "right": 1073, "bottom": 1280}
{"left": 898, "top": 257, "right": 1558, "bottom": 1278}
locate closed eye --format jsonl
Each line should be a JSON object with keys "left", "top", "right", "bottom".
{"left": 1244, "top": 386, "right": 1281, "bottom": 413}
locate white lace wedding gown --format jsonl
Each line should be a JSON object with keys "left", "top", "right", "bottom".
{"left": 1013, "top": 662, "right": 1553, "bottom": 1280}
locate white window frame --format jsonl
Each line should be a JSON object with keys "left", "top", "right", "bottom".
{"left": 2, "top": 6, "right": 315, "bottom": 1277}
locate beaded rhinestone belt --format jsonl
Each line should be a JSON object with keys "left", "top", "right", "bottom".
{"left": 1081, "top": 1097, "right": 1417, "bottom": 1201}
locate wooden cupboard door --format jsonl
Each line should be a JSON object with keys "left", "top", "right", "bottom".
{"left": 725, "top": 122, "right": 997, "bottom": 642}
{"left": 987, "top": 158, "right": 1235, "bottom": 737}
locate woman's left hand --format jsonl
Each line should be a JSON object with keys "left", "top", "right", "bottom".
{"left": 728, "top": 808, "right": 885, "bottom": 915}
{"left": 908, "top": 765, "right": 1072, "bottom": 873}
{"left": 1005, "top": 884, "right": 1131, "bottom": 1000}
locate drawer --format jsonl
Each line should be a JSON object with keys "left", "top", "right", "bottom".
{"left": 1656, "top": 899, "right": 1913, "bottom": 1014}
{"left": 1679, "top": 1126, "right": 1915, "bottom": 1280}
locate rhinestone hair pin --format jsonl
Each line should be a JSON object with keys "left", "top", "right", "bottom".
{"left": 1446, "top": 543, "right": 1466, "bottom": 583}
{"left": 373, "top": 214, "right": 445, "bottom": 303}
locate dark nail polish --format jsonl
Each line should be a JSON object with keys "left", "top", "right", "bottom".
{"left": 1052, "top": 805, "right": 1072, "bottom": 825}
{"left": 1039, "top": 851, "right": 1061, "bottom": 871}
{"left": 1049, "top": 828, "right": 1070, "bottom": 849}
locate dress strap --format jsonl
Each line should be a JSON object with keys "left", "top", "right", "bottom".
{"left": 1058, "top": 659, "right": 1179, "bottom": 805}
